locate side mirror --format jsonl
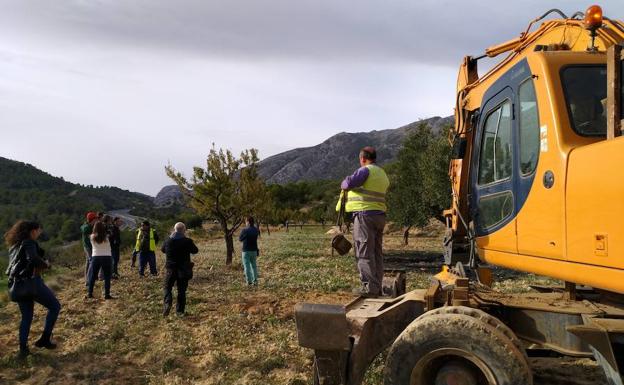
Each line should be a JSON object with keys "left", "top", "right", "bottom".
{"left": 451, "top": 138, "right": 467, "bottom": 159}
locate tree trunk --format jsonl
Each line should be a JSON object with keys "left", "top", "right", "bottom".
{"left": 218, "top": 218, "right": 235, "bottom": 266}
{"left": 225, "top": 231, "right": 234, "bottom": 265}
{"left": 403, "top": 225, "right": 412, "bottom": 246}
{"left": 266, "top": 223, "right": 271, "bottom": 236}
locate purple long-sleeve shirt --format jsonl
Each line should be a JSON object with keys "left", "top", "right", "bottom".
{"left": 340, "top": 166, "right": 385, "bottom": 216}
{"left": 341, "top": 166, "right": 369, "bottom": 190}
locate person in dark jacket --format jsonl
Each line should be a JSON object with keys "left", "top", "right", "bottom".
{"left": 238, "top": 216, "right": 260, "bottom": 286}
{"left": 110, "top": 217, "right": 123, "bottom": 279}
{"left": 160, "top": 222, "right": 198, "bottom": 316}
{"left": 80, "top": 212, "right": 97, "bottom": 286}
{"left": 4, "top": 221, "right": 61, "bottom": 359}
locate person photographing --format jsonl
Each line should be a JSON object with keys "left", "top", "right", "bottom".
{"left": 160, "top": 222, "right": 198, "bottom": 316}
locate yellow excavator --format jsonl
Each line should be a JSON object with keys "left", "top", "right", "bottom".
{"left": 295, "top": 5, "right": 624, "bottom": 385}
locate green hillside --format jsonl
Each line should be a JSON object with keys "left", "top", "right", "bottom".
{"left": 0, "top": 157, "right": 155, "bottom": 244}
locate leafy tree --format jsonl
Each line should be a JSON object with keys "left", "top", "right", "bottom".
{"left": 165, "top": 147, "right": 269, "bottom": 265}
{"left": 387, "top": 122, "right": 451, "bottom": 244}
{"left": 59, "top": 218, "right": 80, "bottom": 242}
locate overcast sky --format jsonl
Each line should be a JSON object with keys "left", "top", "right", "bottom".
{"left": 0, "top": 0, "right": 620, "bottom": 195}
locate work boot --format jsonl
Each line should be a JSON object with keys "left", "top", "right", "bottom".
{"left": 34, "top": 333, "right": 57, "bottom": 349}
{"left": 351, "top": 286, "right": 379, "bottom": 298}
{"left": 163, "top": 303, "right": 172, "bottom": 317}
{"left": 17, "top": 346, "right": 30, "bottom": 360}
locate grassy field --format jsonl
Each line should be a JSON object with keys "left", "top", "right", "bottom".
{"left": 0, "top": 226, "right": 608, "bottom": 385}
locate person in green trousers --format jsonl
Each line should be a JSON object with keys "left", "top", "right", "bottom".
{"left": 238, "top": 216, "right": 259, "bottom": 286}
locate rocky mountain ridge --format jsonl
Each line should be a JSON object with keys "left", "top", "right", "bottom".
{"left": 257, "top": 116, "right": 452, "bottom": 184}
{"left": 154, "top": 116, "right": 452, "bottom": 199}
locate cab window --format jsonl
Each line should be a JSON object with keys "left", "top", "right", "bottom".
{"left": 518, "top": 79, "right": 539, "bottom": 175}
{"left": 561, "top": 66, "right": 608, "bottom": 136}
{"left": 478, "top": 100, "right": 513, "bottom": 185}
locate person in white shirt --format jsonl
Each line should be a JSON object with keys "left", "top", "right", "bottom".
{"left": 87, "top": 222, "right": 114, "bottom": 299}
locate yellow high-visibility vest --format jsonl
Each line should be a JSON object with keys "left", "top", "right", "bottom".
{"left": 135, "top": 228, "right": 156, "bottom": 252}
{"left": 336, "top": 164, "right": 389, "bottom": 213}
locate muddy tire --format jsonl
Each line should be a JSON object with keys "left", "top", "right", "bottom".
{"left": 418, "top": 306, "right": 530, "bottom": 363}
{"left": 384, "top": 313, "right": 532, "bottom": 385}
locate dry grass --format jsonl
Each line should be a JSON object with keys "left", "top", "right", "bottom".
{"left": 0, "top": 226, "right": 607, "bottom": 384}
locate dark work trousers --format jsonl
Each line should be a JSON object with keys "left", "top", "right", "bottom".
{"left": 139, "top": 251, "right": 158, "bottom": 276}
{"left": 353, "top": 213, "right": 386, "bottom": 295}
{"left": 88, "top": 256, "right": 112, "bottom": 296}
{"left": 84, "top": 247, "right": 92, "bottom": 287}
{"left": 164, "top": 268, "right": 189, "bottom": 313}
{"left": 111, "top": 247, "right": 120, "bottom": 276}
{"left": 17, "top": 276, "right": 61, "bottom": 349}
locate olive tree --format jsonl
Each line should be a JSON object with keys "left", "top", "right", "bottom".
{"left": 387, "top": 122, "right": 451, "bottom": 245}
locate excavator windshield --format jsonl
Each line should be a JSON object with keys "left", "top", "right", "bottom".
{"left": 561, "top": 64, "right": 624, "bottom": 136}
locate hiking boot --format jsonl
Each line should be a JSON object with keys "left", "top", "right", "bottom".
{"left": 351, "top": 286, "right": 379, "bottom": 298}
{"left": 104, "top": 295, "right": 115, "bottom": 300}
{"left": 35, "top": 333, "right": 57, "bottom": 349}
{"left": 176, "top": 312, "right": 185, "bottom": 317}
{"left": 17, "top": 346, "right": 30, "bottom": 360}
{"left": 163, "top": 303, "right": 172, "bottom": 317}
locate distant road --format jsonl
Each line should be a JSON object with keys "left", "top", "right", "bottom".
{"left": 108, "top": 209, "right": 143, "bottom": 230}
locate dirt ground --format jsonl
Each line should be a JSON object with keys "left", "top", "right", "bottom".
{"left": 0, "top": 227, "right": 610, "bottom": 384}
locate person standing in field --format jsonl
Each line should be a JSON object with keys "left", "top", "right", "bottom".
{"left": 98, "top": 215, "right": 114, "bottom": 280}
{"left": 161, "top": 222, "right": 198, "bottom": 317}
{"left": 337, "top": 146, "right": 390, "bottom": 298}
{"left": 110, "top": 217, "right": 123, "bottom": 279}
{"left": 238, "top": 216, "right": 260, "bottom": 286}
{"left": 87, "top": 222, "right": 114, "bottom": 299}
{"left": 5, "top": 221, "right": 61, "bottom": 359}
{"left": 80, "top": 211, "right": 98, "bottom": 286}
{"left": 134, "top": 221, "right": 159, "bottom": 276}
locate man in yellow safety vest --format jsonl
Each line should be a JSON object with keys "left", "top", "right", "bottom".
{"left": 134, "top": 220, "right": 160, "bottom": 276}
{"left": 337, "top": 146, "right": 389, "bottom": 297}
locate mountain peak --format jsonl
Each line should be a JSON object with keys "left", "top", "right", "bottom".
{"left": 257, "top": 116, "right": 452, "bottom": 184}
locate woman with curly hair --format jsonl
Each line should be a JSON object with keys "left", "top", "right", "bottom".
{"left": 4, "top": 220, "right": 61, "bottom": 359}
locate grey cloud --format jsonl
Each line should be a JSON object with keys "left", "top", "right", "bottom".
{"left": 2, "top": 0, "right": 614, "bottom": 66}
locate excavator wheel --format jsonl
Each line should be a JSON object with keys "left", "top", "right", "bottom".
{"left": 384, "top": 313, "right": 532, "bottom": 385}
{"left": 417, "top": 306, "right": 530, "bottom": 364}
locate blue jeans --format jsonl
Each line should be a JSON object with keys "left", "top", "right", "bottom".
{"left": 88, "top": 256, "right": 112, "bottom": 296}
{"left": 139, "top": 251, "right": 157, "bottom": 276}
{"left": 17, "top": 276, "right": 61, "bottom": 349}
{"left": 242, "top": 251, "right": 258, "bottom": 285}
{"left": 111, "top": 248, "right": 120, "bottom": 276}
